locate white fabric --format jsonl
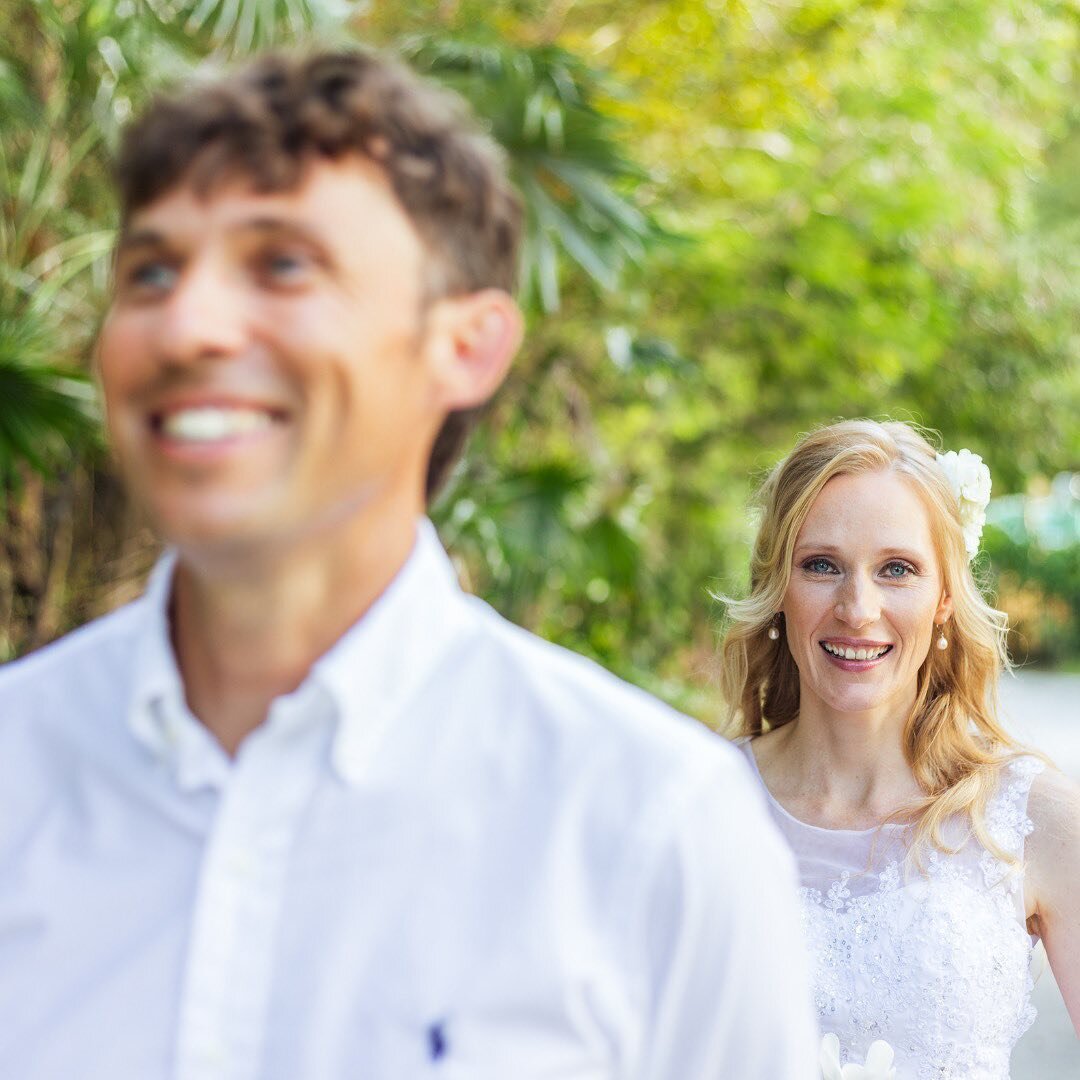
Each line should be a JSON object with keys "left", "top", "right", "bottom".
{"left": 0, "top": 520, "right": 818, "bottom": 1080}
{"left": 739, "top": 739, "right": 1043, "bottom": 1080}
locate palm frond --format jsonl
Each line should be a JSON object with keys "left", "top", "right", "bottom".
{"left": 0, "top": 315, "right": 100, "bottom": 484}
{"left": 402, "top": 33, "right": 663, "bottom": 312}
{"left": 148, "top": 0, "right": 339, "bottom": 56}
{"left": 23, "top": 231, "right": 117, "bottom": 318}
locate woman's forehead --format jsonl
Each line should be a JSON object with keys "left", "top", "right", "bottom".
{"left": 796, "top": 471, "right": 936, "bottom": 552}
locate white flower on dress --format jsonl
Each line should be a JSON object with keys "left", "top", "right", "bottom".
{"left": 820, "top": 1033, "right": 897, "bottom": 1080}
{"left": 936, "top": 449, "right": 992, "bottom": 558}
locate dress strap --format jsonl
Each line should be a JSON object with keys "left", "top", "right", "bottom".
{"left": 980, "top": 755, "right": 1045, "bottom": 916}
{"left": 985, "top": 756, "right": 1044, "bottom": 856}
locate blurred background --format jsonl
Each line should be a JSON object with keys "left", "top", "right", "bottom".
{"left": 1, "top": 0, "right": 1077, "bottom": 1069}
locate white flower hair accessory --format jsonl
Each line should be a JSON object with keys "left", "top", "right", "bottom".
{"left": 936, "top": 448, "right": 991, "bottom": 558}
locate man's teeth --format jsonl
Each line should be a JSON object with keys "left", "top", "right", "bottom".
{"left": 160, "top": 407, "right": 274, "bottom": 441}
{"left": 823, "top": 642, "right": 891, "bottom": 661}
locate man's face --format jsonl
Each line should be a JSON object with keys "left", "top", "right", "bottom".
{"left": 98, "top": 157, "right": 445, "bottom": 557}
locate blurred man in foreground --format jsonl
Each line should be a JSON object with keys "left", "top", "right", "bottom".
{"left": 0, "top": 49, "right": 816, "bottom": 1078}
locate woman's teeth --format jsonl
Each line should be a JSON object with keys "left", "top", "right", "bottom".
{"left": 159, "top": 407, "right": 274, "bottom": 441}
{"left": 822, "top": 642, "right": 891, "bottom": 661}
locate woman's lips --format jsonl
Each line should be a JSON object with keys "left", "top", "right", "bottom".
{"left": 819, "top": 641, "right": 894, "bottom": 671}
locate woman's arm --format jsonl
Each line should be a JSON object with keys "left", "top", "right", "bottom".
{"left": 1025, "top": 766, "right": 1080, "bottom": 1033}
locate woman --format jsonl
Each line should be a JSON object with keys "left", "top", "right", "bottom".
{"left": 718, "top": 419, "right": 1079, "bottom": 1079}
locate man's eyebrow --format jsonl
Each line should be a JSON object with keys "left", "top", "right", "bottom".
{"left": 118, "top": 217, "right": 329, "bottom": 246}
{"left": 237, "top": 217, "right": 339, "bottom": 269}
{"left": 115, "top": 228, "right": 167, "bottom": 255}
{"left": 239, "top": 217, "right": 328, "bottom": 245}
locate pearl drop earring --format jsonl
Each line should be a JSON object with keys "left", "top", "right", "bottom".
{"left": 936, "top": 627, "right": 949, "bottom": 650}
{"left": 767, "top": 622, "right": 781, "bottom": 641}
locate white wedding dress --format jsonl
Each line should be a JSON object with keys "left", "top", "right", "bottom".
{"left": 739, "top": 740, "right": 1044, "bottom": 1080}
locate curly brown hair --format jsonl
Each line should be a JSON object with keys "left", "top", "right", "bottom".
{"left": 114, "top": 48, "right": 523, "bottom": 500}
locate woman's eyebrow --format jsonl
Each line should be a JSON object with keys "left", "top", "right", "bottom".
{"left": 877, "top": 547, "right": 927, "bottom": 562}
{"left": 793, "top": 543, "right": 927, "bottom": 561}
{"left": 793, "top": 542, "right": 841, "bottom": 556}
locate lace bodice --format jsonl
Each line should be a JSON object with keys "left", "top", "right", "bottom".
{"left": 740, "top": 741, "right": 1044, "bottom": 1080}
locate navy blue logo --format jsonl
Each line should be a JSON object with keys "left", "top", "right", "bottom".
{"left": 426, "top": 1021, "right": 448, "bottom": 1062}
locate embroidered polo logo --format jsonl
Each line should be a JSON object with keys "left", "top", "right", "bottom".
{"left": 426, "top": 1021, "right": 448, "bottom": 1062}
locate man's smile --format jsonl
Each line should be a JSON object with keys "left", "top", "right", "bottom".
{"left": 154, "top": 404, "right": 281, "bottom": 442}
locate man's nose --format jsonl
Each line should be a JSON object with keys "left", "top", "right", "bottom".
{"left": 157, "top": 258, "right": 247, "bottom": 366}
{"left": 834, "top": 572, "right": 881, "bottom": 627}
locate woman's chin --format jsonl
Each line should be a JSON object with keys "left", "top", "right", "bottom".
{"left": 811, "top": 682, "right": 905, "bottom": 720}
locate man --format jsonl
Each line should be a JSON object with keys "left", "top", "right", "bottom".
{"left": 0, "top": 50, "right": 817, "bottom": 1078}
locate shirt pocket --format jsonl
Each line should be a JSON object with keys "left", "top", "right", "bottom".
{"left": 354, "top": 1010, "right": 612, "bottom": 1080}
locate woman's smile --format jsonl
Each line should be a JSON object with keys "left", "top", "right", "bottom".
{"left": 818, "top": 638, "right": 894, "bottom": 670}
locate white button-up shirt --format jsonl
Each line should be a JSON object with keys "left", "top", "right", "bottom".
{"left": 0, "top": 520, "right": 817, "bottom": 1079}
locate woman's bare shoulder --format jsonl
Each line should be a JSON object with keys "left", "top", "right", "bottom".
{"left": 1028, "top": 764, "right": 1080, "bottom": 825}
{"left": 1025, "top": 766, "right": 1080, "bottom": 899}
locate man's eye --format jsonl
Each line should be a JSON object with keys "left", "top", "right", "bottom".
{"left": 127, "top": 262, "right": 176, "bottom": 290}
{"left": 261, "top": 250, "right": 310, "bottom": 280}
{"left": 804, "top": 558, "right": 836, "bottom": 575}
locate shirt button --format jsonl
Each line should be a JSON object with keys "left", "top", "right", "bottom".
{"left": 261, "top": 827, "right": 291, "bottom": 853}
{"left": 196, "top": 1040, "right": 227, "bottom": 1072}
{"left": 226, "top": 852, "right": 256, "bottom": 878}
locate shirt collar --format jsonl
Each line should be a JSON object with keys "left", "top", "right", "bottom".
{"left": 126, "top": 519, "right": 475, "bottom": 788}
{"left": 128, "top": 550, "right": 232, "bottom": 790}
{"left": 128, "top": 547, "right": 185, "bottom": 749}
{"left": 314, "top": 518, "right": 475, "bottom": 784}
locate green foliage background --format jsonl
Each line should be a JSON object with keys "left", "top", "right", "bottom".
{"left": 2, "top": 0, "right": 1078, "bottom": 715}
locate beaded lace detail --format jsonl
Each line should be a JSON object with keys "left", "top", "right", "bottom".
{"left": 742, "top": 746, "right": 1044, "bottom": 1080}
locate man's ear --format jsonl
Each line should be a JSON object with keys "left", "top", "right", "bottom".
{"left": 425, "top": 289, "right": 523, "bottom": 411}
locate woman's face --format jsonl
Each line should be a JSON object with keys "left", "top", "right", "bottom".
{"left": 780, "top": 470, "right": 953, "bottom": 721}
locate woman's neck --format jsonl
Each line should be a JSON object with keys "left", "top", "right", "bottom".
{"left": 757, "top": 699, "right": 924, "bottom": 830}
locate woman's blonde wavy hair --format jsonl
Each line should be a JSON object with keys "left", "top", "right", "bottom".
{"left": 718, "top": 418, "right": 1033, "bottom": 862}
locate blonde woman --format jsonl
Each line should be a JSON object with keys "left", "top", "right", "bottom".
{"left": 718, "top": 420, "right": 1080, "bottom": 1079}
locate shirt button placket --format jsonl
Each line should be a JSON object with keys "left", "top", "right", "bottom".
{"left": 174, "top": 709, "right": 325, "bottom": 1080}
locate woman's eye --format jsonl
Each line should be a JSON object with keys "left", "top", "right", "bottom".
{"left": 804, "top": 558, "right": 836, "bottom": 575}
{"left": 883, "top": 561, "right": 915, "bottom": 579}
